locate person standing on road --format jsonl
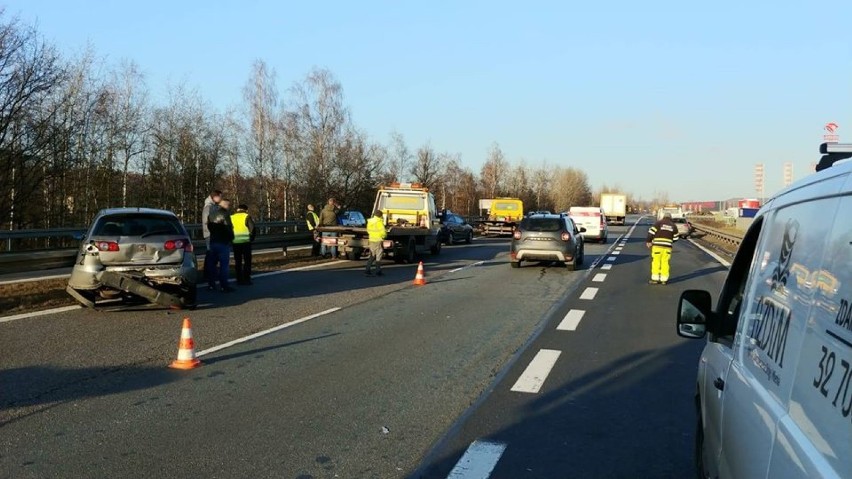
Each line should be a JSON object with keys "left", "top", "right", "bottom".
{"left": 318, "top": 197, "right": 340, "bottom": 259}
{"left": 231, "top": 204, "right": 256, "bottom": 285}
{"left": 646, "top": 212, "right": 677, "bottom": 284}
{"left": 305, "top": 204, "right": 321, "bottom": 257}
{"left": 202, "top": 190, "right": 222, "bottom": 287}
{"left": 365, "top": 209, "right": 386, "bottom": 277}
{"left": 207, "top": 198, "right": 235, "bottom": 292}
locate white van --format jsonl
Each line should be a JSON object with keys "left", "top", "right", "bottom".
{"left": 676, "top": 142, "right": 852, "bottom": 479}
{"left": 568, "top": 206, "right": 608, "bottom": 243}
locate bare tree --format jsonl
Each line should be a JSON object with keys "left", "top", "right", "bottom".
{"left": 386, "top": 130, "right": 411, "bottom": 183}
{"left": 530, "top": 162, "right": 551, "bottom": 211}
{"left": 480, "top": 142, "right": 508, "bottom": 198}
{"left": 549, "top": 167, "right": 592, "bottom": 212}
{"left": 410, "top": 141, "right": 443, "bottom": 189}
{"left": 243, "top": 59, "right": 279, "bottom": 220}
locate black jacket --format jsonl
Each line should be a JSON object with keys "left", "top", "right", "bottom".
{"left": 647, "top": 217, "right": 677, "bottom": 248}
{"left": 208, "top": 207, "right": 234, "bottom": 244}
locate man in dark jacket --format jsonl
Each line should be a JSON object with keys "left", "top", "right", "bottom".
{"left": 207, "top": 198, "right": 235, "bottom": 292}
{"left": 318, "top": 198, "right": 340, "bottom": 258}
{"left": 646, "top": 212, "right": 677, "bottom": 284}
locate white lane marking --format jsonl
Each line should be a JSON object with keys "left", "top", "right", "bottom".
{"left": 195, "top": 307, "right": 341, "bottom": 357}
{"left": 0, "top": 305, "right": 82, "bottom": 324}
{"left": 606, "top": 256, "right": 616, "bottom": 262}
{"left": 688, "top": 239, "right": 732, "bottom": 268}
{"left": 592, "top": 273, "right": 607, "bottom": 282}
{"left": 0, "top": 273, "right": 71, "bottom": 286}
{"left": 510, "top": 349, "right": 561, "bottom": 393}
{"left": 447, "top": 440, "right": 507, "bottom": 479}
{"left": 252, "top": 260, "right": 347, "bottom": 279}
{"left": 611, "top": 251, "right": 621, "bottom": 255}
{"left": 448, "top": 260, "right": 485, "bottom": 274}
{"left": 580, "top": 287, "right": 599, "bottom": 300}
{"left": 601, "top": 263, "right": 612, "bottom": 270}
{"left": 557, "top": 309, "right": 585, "bottom": 331}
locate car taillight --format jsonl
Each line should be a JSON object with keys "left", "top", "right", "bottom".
{"left": 95, "top": 241, "right": 119, "bottom": 252}
{"left": 164, "top": 239, "right": 192, "bottom": 251}
{"left": 561, "top": 232, "right": 571, "bottom": 241}
{"left": 513, "top": 230, "right": 521, "bottom": 240}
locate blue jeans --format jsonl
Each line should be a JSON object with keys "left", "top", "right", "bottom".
{"left": 320, "top": 232, "right": 338, "bottom": 257}
{"left": 207, "top": 242, "right": 231, "bottom": 288}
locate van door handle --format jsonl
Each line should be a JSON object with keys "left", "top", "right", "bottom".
{"left": 713, "top": 377, "right": 725, "bottom": 391}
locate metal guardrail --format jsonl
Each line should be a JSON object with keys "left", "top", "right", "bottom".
{"left": 0, "top": 227, "right": 313, "bottom": 276}
{"left": 691, "top": 223, "right": 743, "bottom": 248}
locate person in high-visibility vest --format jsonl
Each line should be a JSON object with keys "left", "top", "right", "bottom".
{"left": 646, "top": 212, "right": 677, "bottom": 284}
{"left": 365, "top": 209, "right": 387, "bottom": 277}
{"left": 305, "top": 204, "right": 321, "bottom": 257}
{"left": 231, "top": 204, "right": 256, "bottom": 285}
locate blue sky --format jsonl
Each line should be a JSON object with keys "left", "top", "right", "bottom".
{"left": 6, "top": 0, "right": 852, "bottom": 202}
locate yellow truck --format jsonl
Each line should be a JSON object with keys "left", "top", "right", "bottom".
{"left": 478, "top": 198, "right": 524, "bottom": 236}
{"left": 317, "top": 183, "right": 442, "bottom": 262}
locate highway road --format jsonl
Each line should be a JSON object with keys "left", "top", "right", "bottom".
{"left": 0, "top": 216, "right": 729, "bottom": 479}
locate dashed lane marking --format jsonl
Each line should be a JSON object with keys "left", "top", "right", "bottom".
{"left": 688, "top": 239, "right": 732, "bottom": 268}
{"left": 510, "top": 349, "right": 561, "bottom": 393}
{"left": 612, "top": 251, "right": 621, "bottom": 255}
{"left": 579, "top": 287, "right": 599, "bottom": 300}
{"left": 447, "top": 440, "right": 507, "bottom": 479}
{"left": 601, "top": 263, "right": 612, "bottom": 270}
{"left": 448, "top": 260, "right": 485, "bottom": 274}
{"left": 607, "top": 256, "right": 616, "bottom": 262}
{"left": 557, "top": 309, "right": 585, "bottom": 331}
{"left": 195, "top": 307, "right": 341, "bottom": 358}
{"left": 0, "top": 305, "right": 82, "bottom": 324}
{"left": 592, "top": 273, "right": 607, "bottom": 282}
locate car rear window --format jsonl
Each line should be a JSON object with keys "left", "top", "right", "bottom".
{"left": 520, "top": 218, "right": 563, "bottom": 232}
{"left": 93, "top": 214, "right": 183, "bottom": 237}
{"left": 672, "top": 218, "right": 687, "bottom": 223}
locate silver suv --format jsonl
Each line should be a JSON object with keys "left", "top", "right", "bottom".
{"left": 510, "top": 214, "right": 585, "bottom": 270}
{"left": 67, "top": 208, "right": 197, "bottom": 309}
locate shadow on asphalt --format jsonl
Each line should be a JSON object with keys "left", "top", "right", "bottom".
{"left": 416, "top": 341, "right": 703, "bottom": 478}
{"left": 202, "top": 333, "right": 339, "bottom": 365}
{"left": 667, "top": 265, "right": 728, "bottom": 284}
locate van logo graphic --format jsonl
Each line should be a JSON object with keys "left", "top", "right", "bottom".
{"left": 770, "top": 219, "right": 799, "bottom": 293}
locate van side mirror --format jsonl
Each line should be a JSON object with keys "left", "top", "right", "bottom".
{"left": 579, "top": 227, "right": 587, "bottom": 233}
{"left": 677, "top": 290, "right": 712, "bottom": 339}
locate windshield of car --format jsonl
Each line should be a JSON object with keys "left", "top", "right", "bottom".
{"left": 92, "top": 214, "right": 183, "bottom": 237}
{"left": 520, "top": 218, "right": 563, "bottom": 232}
{"left": 377, "top": 193, "right": 425, "bottom": 211}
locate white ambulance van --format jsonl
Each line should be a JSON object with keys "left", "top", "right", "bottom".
{"left": 676, "top": 142, "right": 852, "bottom": 478}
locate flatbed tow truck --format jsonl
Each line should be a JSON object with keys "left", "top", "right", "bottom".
{"left": 316, "top": 183, "right": 442, "bottom": 263}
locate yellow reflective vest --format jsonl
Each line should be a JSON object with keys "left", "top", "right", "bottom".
{"left": 306, "top": 210, "right": 319, "bottom": 231}
{"left": 367, "top": 215, "right": 387, "bottom": 241}
{"left": 231, "top": 212, "right": 251, "bottom": 244}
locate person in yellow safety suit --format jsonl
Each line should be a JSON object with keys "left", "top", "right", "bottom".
{"left": 231, "top": 204, "right": 256, "bottom": 285}
{"left": 365, "top": 209, "right": 387, "bottom": 277}
{"left": 305, "top": 204, "right": 321, "bottom": 257}
{"left": 646, "top": 212, "right": 677, "bottom": 284}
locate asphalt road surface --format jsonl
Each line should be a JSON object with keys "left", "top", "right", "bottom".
{"left": 0, "top": 216, "right": 729, "bottom": 479}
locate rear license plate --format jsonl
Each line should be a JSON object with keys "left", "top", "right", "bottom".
{"left": 321, "top": 237, "right": 338, "bottom": 245}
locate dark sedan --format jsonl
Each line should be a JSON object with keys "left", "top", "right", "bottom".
{"left": 438, "top": 212, "right": 474, "bottom": 245}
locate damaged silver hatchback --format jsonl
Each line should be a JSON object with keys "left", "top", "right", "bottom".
{"left": 67, "top": 208, "right": 197, "bottom": 309}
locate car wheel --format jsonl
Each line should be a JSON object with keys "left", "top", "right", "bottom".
{"left": 179, "top": 283, "right": 197, "bottom": 310}
{"left": 511, "top": 260, "right": 521, "bottom": 268}
{"left": 405, "top": 239, "right": 416, "bottom": 263}
{"left": 465, "top": 231, "right": 473, "bottom": 244}
{"left": 430, "top": 238, "right": 442, "bottom": 255}
{"left": 577, "top": 245, "right": 585, "bottom": 266}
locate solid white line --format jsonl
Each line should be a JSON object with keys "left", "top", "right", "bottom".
{"left": 510, "top": 349, "right": 561, "bottom": 393}
{"left": 252, "top": 260, "right": 347, "bottom": 279}
{"left": 557, "top": 309, "right": 585, "bottom": 331}
{"left": 580, "top": 287, "right": 599, "bottom": 300}
{"left": 601, "top": 263, "right": 612, "bottom": 270}
{"left": 448, "top": 260, "right": 485, "bottom": 274}
{"left": 607, "top": 256, "right": 616, "bottom": 262}
{"left": 447, "top": 440, "right": 507, "bottom": 479}
{"left": 0, "top": 273, "right": 71, "bottom": 286}
{"left": 592, "top": 273, "right": 607, "bottom": 282}
{"left": 688, "top": 239, "right": 732, "bottom": 268}
{"left": 195, "top": 307, "right": 341, "bottom": 357}
{"left": 0, "top": 305, "right": 82, "bottom": 324}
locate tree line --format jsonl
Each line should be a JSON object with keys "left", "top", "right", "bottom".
{"left": 0, "top": 12, "right": 615, "bottom": 233}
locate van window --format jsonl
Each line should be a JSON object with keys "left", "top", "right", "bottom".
{"left": 494, "top": 201, "right": 520, "bottom": 211}
{"left": 378, "top": 193, "right": 425, "bottom": 211}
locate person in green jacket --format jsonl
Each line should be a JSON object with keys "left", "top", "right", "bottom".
{"left": 231, "top": 204, "right": 256, "bottom": 285}
{"left": 365, "top": 209, "right": 387, "bottom": 277}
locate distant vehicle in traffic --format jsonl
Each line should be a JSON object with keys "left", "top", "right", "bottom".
{"left": 676, "top": 141, "right": 852, "bottom": 479}
{"left": 338, "top": 210, "right": 366, "bottom": 227}
{"left": 66, "top": 208, "right": 197, "bottom": 309}
{"left": 526, "top": 210, "right": 552, "bottom": 216}
{"left": 510, "top": 213, "right": 585, "bottom": 270}
{"left": 671, "top": 217, "right": 694, "bottom": 238}
{"left": 479, "top": 197, "right": 524, "bottom": 236}
{"left": 600, "top": 193, "right": 627, "bottom": 225}
{"left": 568, "top": 206, "right": 608, "bottom": 243}
{"left": 438, "top": 212, "right": 474, "bottom": 245}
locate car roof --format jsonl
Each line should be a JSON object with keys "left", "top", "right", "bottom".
{"left": 95, "top": 207, "right": 179, "bottom": 218}
{"left": 526, "top": 214, "right": 564, "bottom": 219}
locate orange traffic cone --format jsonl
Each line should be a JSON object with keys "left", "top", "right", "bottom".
{"left": 413, "top": 261, "right": 427, "bottom": 286}
{"left": 169, "top": 317, "right": 201, "bottom": 370}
